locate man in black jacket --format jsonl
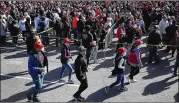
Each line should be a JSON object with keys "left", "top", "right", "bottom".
{"left": 165, "top": 20, "right": 178, "bottom": 53}
{"left": 82, "top": 25, "right": 93, "bottom": 67}
{"left": 73, "top": 46, "right": 88, "bottom": 102}
{"left": 147, "top": 25, "right": 162, "bottom": 64}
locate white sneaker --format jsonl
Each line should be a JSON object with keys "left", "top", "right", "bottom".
{"left": 130, "top": 79, "right": 137, "bottom": 83}
{"left": 87, "top": 66, "right": 92, "bottom": 69}
{"left": 126, "top": 77, "right": 131, "bottom": 83}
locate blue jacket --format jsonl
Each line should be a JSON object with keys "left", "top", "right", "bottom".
{"left": 28, "top": 51, "right": 48, "bottom": 76}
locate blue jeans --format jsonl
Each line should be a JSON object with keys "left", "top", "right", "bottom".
{"left": 109, "top": 74, "right": 124, "bottom": 88}
{"left": 27, "top": 74, "right": 44, "bottom": 98}
{"left": 73, "top": 28, "right": 79, "bottom": 40}
{"left": 174, "top": 59, "right": 179, "bottom": 74}
{"left": 59, "top": 63, "right": 73, "bottom": 80}
{"left": 148, "top": 46, "right": 160, "bottom": 63}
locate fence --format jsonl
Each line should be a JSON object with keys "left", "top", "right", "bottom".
{"left": 103, "top": 11, "right": 131, "bottom": 59}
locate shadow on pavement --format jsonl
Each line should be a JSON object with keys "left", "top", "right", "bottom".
{"left": 142, "top": 76, "right": 179, "bottom": 96}
{"left": 93, "top": 57, "right": 114, "bottom": 71}
{"left": 174, "top": 92, "right": 179, "bottom": 102}
{"left": 3, "top": 50, "right": 28, "bottom": 59}
{"left": 0, "top": 71, "right": 28, "bottom": 81}
{"left": 142, "top": 58, "right": 173, "bottom": 80}
{"left": 1, "top": 83, "right": 65, "bottom": 102}
{"left": 85, "top": 87, "right": 122, "bottom": 102}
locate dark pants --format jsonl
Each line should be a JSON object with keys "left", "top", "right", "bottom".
{"left": 86, "top": 47, "right": 92, "bottom": 66}
{"left": 166, "top": 39, "right": 176, "bottom": 56}
{"left": 74, "top": 75, "right": 88, "bottom": 97}
{"left": 129, "top": 66, "right": 140, "bottom": 80}
{"left": 174, "top": 59, "right": 179, "bottom": 74}
{"left": 109, "top": 74, "right": 124, "bottom": 88}
{"left": 73, "top": 28, "right": 79, "bottom": 41}
{"left": 148, "top": 46, "right": 160, "bottom": 63}
{"left": 41, "top": 33, "right": 49, "bottom": 45}
{"left": 27, "top": 75, "right": 44, "bottom": 100}
{"left": 22, "top": 31, "right": 27, "bottom": 41}
{"left": 12, "top": 37, "right": 18, "bottom": 44}
{"left": 0, "top": 36, "right": 6, "bottom": 46}
{"left": 55, "top": 36, "right": 61, "bottom": 47}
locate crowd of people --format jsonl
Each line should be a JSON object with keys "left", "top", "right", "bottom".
{"left": 0, "top": 1, "right": 179, "bottom": 102}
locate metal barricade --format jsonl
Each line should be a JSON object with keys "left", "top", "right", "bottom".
{"left": 103, "top": 11, "right": 131, "bottom": 59}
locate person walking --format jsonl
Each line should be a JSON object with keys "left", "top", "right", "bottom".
{"left": 82, "top": 25, "right": 93, "bottom": 68}
{"left": 173, "top": 41, "right": 179, "bottom": 76}
{"left": 73, "top": 46, "right": 88, "bottom": 102}
{"left": 27, "top": 42, "right": 48, "bottom": 102}
{"left": 127, "top": 39, "right": 143, "bottom": 83}
{"left": 104, "top": 47, "right": 128, "bottom": 94}
{"left": 59, "top": 38, "right": 74, "bottom": 84}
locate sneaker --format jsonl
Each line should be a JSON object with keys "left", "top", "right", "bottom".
{"left": 87, "top": 66, "right": 92, "bottom": 69}
{"left": 173, "top": 73, "right": 178, "bottom": 77}
{"left": 67, "top": 80, "right": 74, "bottom": 84}
{"left": 27, "top": 94, "right": 32, "bottom": 102}
{"left": 126, "top": 77, "right": 131, "bottom": 83}
{"left": 104, "top": 86, "right": 110, "bottom": 94}
{"left": 130, "top": 79, "right": 137, "bottom": 83}
{"left": 33, "top": 97, "right": 41, "bottom": 102}
{"left": 79, "top": 96, "right": 85, "bottom": 101}
{"left": 59, "top": 78, "right": 64, "bottom": 82}
{"left": 120, "top": 87, "right": 128, "bottom": 92}
{"left": 73, "top": 95, "right": 82, "bottom": 102}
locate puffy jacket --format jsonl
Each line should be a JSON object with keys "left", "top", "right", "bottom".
{"left": 74, "top": 53, "right": 88, "bottom": 80}
{"left": 147, "top": 30, "right": 162, "bottom": 45}
{"left": 112, "top": 55, "right": 126, "bottom": 76}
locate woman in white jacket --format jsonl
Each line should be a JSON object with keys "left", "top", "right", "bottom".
{"left": 19, "top": 15, "right": 26, "bottom": 41}
{"left": 158, "top": 15, "right": 169, "bottom": 42}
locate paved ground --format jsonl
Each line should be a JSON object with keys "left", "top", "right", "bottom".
{"left": 0, "top": 36, "right": 178, "bottom": 102}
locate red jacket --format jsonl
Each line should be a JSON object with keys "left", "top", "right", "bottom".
{"left": 128, "top": 50, "right": 142, "bottom": 64}
{"left": 116, "top": 27, "right": 126, "bottom": 39}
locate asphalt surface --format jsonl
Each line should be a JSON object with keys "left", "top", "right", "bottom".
{"left": 0, "top": 36, "right": 178, "bottom": 102}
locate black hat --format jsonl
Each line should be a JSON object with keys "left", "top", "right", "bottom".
{"left": 78, "top": 46, "right": 86, "bottom": 52}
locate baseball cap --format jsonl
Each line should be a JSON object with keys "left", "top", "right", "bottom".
{"left": 64, "top": 38, "right": 71, "bottom": 43}
{"left": 117, "top": 47, "right": 127, "bottom": 54}
{"left": 134, "top": 39, "right": 143, "bottom": 46}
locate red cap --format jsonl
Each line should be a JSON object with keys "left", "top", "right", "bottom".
{"left": 134, "top": 39, "right": 143, "bottom": 46}
{"left": 117, "top": 47, "right": 127, "bottom": 54}
{"left": 64, "top": 38, "right": 71, "bottom": 43}
{"left": 34, "top": 42, "right": 44, "bottom": 49}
